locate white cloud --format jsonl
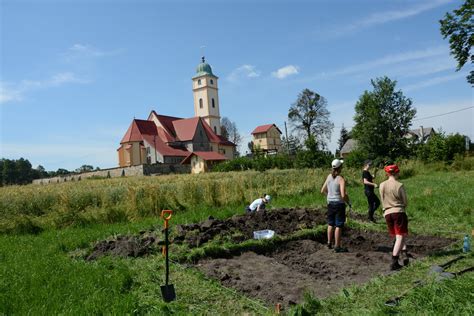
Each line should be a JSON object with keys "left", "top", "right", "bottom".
{"left": 402, "top": 72, "right": 467, "bottom": 92}
{"left": 227, "top": 65, "right": 261, "bottom": 82}
{"left": 301, "top": 45, "right": 450, "bottom": 83}
{"left": 0, "top": 83, "right": 23, "bottom": 103}
{"left": 63, "top": 43, "right": 121, "bottom": 61}
{"left": 272, "top": 65, "right": 300, "bottom": 79}
{"left": 0, "top": 72, "right": 89, "bottom": 104}
{"left": 327, "top": 0, "right": 451, "bottom": 36}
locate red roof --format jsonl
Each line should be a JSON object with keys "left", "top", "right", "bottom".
{"left": 251, "top": 124, "right": 282, "bottom": 135}
{"left": 173, "top": 117, "right": 200, "bottom": 141}
{"left": 142, "top": 134, "right": 189, "bottom": 157}
{"left": 181, "top": 151, "right": 228, "bottom": 164}
{"left": 121, "top": 110, "right": 236, "bottom": 158}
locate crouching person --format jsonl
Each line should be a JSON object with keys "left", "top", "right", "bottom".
{"left": 380, "top": 164, "right": 410, "bottom": 271}
{"left": 245, "top": 194, "right": 271, "bottom": 213}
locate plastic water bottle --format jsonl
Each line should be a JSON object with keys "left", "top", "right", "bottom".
{"left": 463, "top": 235, "right": 471, "bottom": 253}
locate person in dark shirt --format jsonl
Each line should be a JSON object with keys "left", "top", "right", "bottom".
{"left": 362, "top": 160, "right": 380, "bottom": 222}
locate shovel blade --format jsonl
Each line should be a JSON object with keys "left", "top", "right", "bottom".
{"left": 161, "top": 284, "right": 176, "bottom": 302}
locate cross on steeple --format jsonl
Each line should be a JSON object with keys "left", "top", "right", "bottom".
{"left": 202, "top": 56, "right": 205, "bottom": 63}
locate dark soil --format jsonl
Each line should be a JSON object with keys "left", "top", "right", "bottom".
{"left": 196, "top": 228, "right": 454, "bottom": 309}
{"left": 86, "top": 231, "right": 159, "bottom": 261}
{"left": 174, "top": 208, "right": 327, "bottom": 247}
{"left": 84, "top": 207, "right": 454, "bottom": 309}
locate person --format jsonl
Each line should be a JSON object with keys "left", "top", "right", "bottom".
{"left": 321, "top": 159, "right": 350, "bottom": 253}
{"left": 379, "top": 164, "right": 410, "bottom": 271}
{"left": 362, "top": 160, "right": 380, "bottom": 222}
{"left": 246, "top": 194, "right": 271, "bottom": 213}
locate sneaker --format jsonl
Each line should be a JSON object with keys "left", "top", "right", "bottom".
{"left": 334, "top": 247, "right": 348, "bottom": 253}
{"left": 403, "top": 258, "right": 410, "bottom": 266}
{"left": 390, "top": 261, "right": 403, "bottom": 271}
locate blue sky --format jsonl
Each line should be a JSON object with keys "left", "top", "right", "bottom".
{"left": 1, "top": 0, "right": 472, "bottom": 170}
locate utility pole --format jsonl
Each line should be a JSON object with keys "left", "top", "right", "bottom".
{"left": 284, "top": 121, "right": 290, "bottom": 154}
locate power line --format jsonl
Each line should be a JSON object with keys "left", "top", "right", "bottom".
{"left": 413, "top": 106, "right": 474, "bottom": 122}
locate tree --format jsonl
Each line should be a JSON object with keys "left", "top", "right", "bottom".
{"left": 16, "top": 158, "right": 33, "bottom": 185}
{"left": 220, "top": 117, "right": 242, "bottom": 153}
{"left": 337, "top": 124, "right": 350, "bottom": 153}
{"left": 439, "top": 0, "right": 474, "bottom": 85}
{"left": 288, "top": 89, "right": 334, "bottom": 149}
{"left": 75, "top": 165, "right": 94, "bottom": 173}
{"left": 352, "top": 77, "right": 416, "bottom": 160}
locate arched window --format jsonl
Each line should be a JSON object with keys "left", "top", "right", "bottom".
{"left": 214, "top": 126, "right": 217, "bottom": 134}
{"left": 210, "top": 79, "right": 214, "bottom": 84}
{"left": 199, "top": 98, "right": 203, "bottom": 109}
{"left": 212, "top": 98, "right": 215, "bottom": 108}
{"left": 198, "top": 79, "right": 201, "bottom": 85}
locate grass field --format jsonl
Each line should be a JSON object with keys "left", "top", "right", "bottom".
{"left": 1, "top": 162, "right": 473, "bottom": 314}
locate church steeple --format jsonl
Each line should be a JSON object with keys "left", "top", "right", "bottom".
{"left": 192, "top": 57, "right": 221, "bottom": 135}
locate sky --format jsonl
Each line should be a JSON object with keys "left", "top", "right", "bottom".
{"left": 1, "top": 0, "right": 473, "bottom": 171}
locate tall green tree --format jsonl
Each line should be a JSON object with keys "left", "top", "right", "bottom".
{"left": 288, "top": 89, "right": 334, "bottom": 149}
{"left": 352, "top": 77, "right": 416, "bottom": 160}
{"left": 439, "top": 0, "right": 474, "bottom": 85}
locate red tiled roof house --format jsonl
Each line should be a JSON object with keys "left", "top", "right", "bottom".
{"left": 251, "top": 124, "right": 282, "bottom": 153}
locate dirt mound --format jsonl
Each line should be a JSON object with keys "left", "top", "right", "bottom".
{"left": 174, "top": 208, "right": 327, "bottom": 247}
{"left": 196, "top": 229, "right": 454, "bottom": 309}
{"left": 86, "top": 232, "right": 159, "bottom": 261}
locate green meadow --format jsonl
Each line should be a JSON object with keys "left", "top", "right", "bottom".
{"left": 0, "top": 161, "right": 473, "bottom": 315}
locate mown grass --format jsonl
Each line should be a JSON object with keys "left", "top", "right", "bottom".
{"left": 1, "top": 161, "right": 473, "bottom": 314}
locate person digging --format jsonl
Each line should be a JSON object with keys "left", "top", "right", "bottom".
{"left": 379, "top": 164, "right": 410, "bottom": 271}
{"left": 321, "top": 159, "right": 350, "bottom": 253}
{"left": 245, "top": 194, "right": 271, "bottom": 213}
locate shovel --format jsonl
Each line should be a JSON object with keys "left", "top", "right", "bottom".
{"left": 384, "top": 255, "right": 467, "bottom": 307}
{"left": 160, "top": 210, "right": 176, "bottom": 302}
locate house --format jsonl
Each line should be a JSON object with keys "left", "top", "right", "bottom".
{"left": 251, "top": 124, "right": 282, "bottom": 153}
{"left": 117, "top": 57, "right": 235, "bottom": 168}
{"left": 405, "top": 126, "right": 436, "bottom": 143}
{"left": 340, "top": 139, "right": 358, "bottom": 158}
{"left": 181, "top": 151, "right": 228, "bottom": 174}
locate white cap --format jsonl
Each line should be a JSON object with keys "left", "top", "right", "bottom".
{"left": 331, "top": 159, "right": 343, "bottom": 169}
{"left": 264, "top": 195, "right": 271, "bottom": 202}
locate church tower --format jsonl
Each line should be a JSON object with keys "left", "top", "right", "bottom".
{"left": 192, "top": 57, "right": 221, "bottom": 135}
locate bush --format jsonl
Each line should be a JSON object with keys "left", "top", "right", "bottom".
{"left": 343, "top": 149, "right": 369, "bottom": 168}
{"left": 417, "top": 132, "right": 466, "bottom": 163}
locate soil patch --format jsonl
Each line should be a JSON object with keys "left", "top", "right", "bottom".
{"left": 196, "top": 228, "right": 454, "bottom": 309}
{"left": 86, "top": 232, "right": 159, "bottom": 261}
{"left": 174, "top": 208, "right": 326, "bottom": 247}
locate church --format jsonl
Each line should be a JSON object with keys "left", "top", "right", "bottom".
{"left": 117, "top": 58, "right": 236, "bottom": 168}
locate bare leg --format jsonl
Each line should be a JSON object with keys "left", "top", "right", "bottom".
{"left": 327, "top": 225, "right": 334, "bottom": 245}
{"left": 335, "top": 227, "right": 342, "bottom": 248}
{"left": 392, "top": 235, "right": 405, "bottom": 256}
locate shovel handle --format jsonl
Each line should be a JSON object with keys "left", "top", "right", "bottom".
{"left": 161, "top": 210, "right": 173, "bottom": 229}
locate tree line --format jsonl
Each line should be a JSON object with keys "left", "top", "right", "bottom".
{"left": 0, "top": 159, "right": 100, "bottom": 186}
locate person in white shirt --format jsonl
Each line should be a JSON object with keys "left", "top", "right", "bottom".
{"left": 246, "top": 194, "right": 271, "bottom": 213}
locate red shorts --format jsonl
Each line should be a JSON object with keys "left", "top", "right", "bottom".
{"left": 385, "top": 212, "right": 408, "bottom": 236}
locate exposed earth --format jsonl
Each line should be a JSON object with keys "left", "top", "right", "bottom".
{"left": 84, "top": 208, "right": 454, "bottom": 309}
{"left": 195, "top": 229, "right": 454, "bottom": 308}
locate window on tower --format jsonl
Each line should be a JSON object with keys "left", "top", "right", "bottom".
{"left": 199, "top": 98, "right": 203, "bottom": 109}
{"left": 212, "top": 98, "right": 215, "bottom": 108}
{"left": 198, "top": 79, "right": 201, "bottom": 85}
{"left": 214, "top": 126, "right": 217, "bottom": 134}
{"left": 210, "top": 79, "right": 214, "bottom": 84}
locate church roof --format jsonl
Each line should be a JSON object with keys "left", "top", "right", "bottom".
{"left": 172, "top": 117, "right": 200, "bottom": 141}
{"left": 120, "top": 119, "right": 157, "bottom": 143}
{"left": 251, "top": 124, "right": 282, "bottom": 135}
{"left": 142, "top": 134, "right": 189, "bottom": 157}
{"left": 192, "top": 56, "right": 217, "bottom": 79}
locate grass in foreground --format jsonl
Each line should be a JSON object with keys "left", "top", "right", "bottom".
{"left": 1, "top": 167, "right": 473, "bottom": 314}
